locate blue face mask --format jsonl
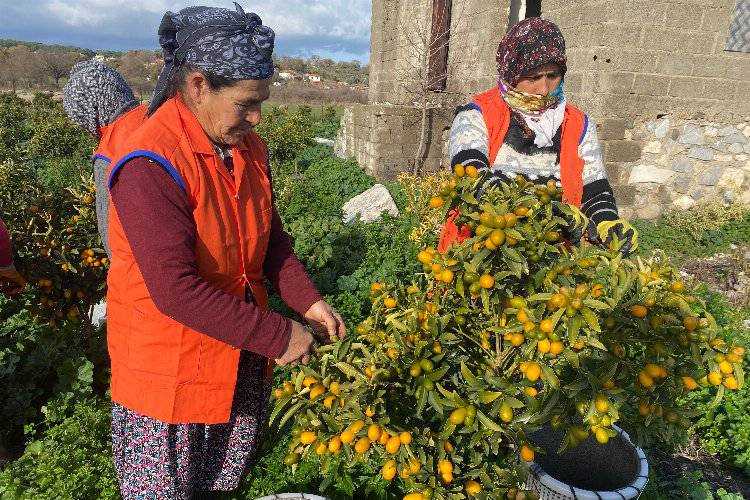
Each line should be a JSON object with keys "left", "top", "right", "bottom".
{"left": 550, "top": 80, "right": 565, "bottom": 100}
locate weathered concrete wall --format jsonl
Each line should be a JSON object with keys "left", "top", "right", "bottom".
{"left": 339, "top": 0, "right": 750, "bottom": 217}
{"left": 544, "top": 0, "right": 750, "bottom": 122}
{"left": 335, "top": 103, "right": 454, "bottom": 178}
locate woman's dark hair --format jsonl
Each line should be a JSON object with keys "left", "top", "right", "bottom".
{"left": 167, "top": 64, "right": 240, "bottom": 97}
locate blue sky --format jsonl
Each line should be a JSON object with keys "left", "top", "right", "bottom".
{"left": 0, "top": 0, "right": 372, "bottom": 62}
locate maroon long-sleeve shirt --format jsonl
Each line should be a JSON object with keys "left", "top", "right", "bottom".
{"left": 110, "top": 157, "right": 322, "bottom": 360}
{"left": 0, "top": 217, "right": 13, "bottom": 268}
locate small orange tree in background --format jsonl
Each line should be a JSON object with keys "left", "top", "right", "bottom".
{"left": 271, "top": 169, "right": 745, "bottom": 499}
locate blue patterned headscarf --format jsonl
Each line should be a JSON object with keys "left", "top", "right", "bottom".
{"left": 149, "top": 2, "right": 275, "bottom": 114}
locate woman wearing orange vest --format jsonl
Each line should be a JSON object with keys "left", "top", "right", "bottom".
{"left": 440, "top": 17, "right": 638, "bottom": 255}
{"left": 63, "top": 59, "right": 148, "bottom": 257}
{"left": 105, "top": 5, "right": 344, "bottom": 499}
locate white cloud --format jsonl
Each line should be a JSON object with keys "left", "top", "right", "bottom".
{"left": 42, "top": 0, "right": 370, "bottom": 41}
{"left": 0, "top": 0, "right": 372, "bottom": 60}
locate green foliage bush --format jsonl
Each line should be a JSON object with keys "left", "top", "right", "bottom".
{"left": 0, "top": 394, "right": 119, "bottom": 500}
{"left": 683, "top": 289, "right": 750, "bottom": 476}
{"left": 634, "top": 205, "right": 750, "bottom": 261}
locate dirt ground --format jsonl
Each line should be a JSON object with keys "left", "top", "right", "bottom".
{"left": 680, "top": 245, "right": 750, "bottom": 309}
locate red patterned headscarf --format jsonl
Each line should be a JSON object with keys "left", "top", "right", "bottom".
{"left": 496, "top": 18, "right": 567, "bottom": 87}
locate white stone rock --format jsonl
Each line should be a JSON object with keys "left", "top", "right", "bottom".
{"left": 678, "top": 123, "right": 704, "bottom": 145}
{"left": 342, "top": 184, "right": 400, "bottom": 224}
{"left": 688, "top": 147, "right": 714, "bottom": 161}
{"left": 715, "top": 153, "right": 734, "bottom": 162}
{"left": 653, "top": 118, "right": 670, "bottom": 138}
{"left": 725, "top": 133, "right": 749, "bottom": 145}
{"left": 736, "top": 154, "right": 748, "bottom": 162}
{"left": 743, "top": 125, "right": 750, "bottom": 138}
{"left": 672, "top": 157, "right": 694, "bottom": 173}
{"left": 705, "top": 126, "right": 719, "bottom": 137}
{"left": 91, "top": 301, "right": 107, "bottom": 328}
{"left": 643, "top": 140, "right": 662, "bottom": 154}
{"left": 718, "top": 168, "right": 746, "bottom": 190}
{"left": 628, "top": 164, "right": 675, "bottom": 185}
{"left": 718, "top": 125, "right": 737, "bottom": 136}
{"left": 314, "top": 137, "right": 335, "bottom": 147}
{"left": 729, "top": 143, "right": 745, "bottom": 154}
{"left": 672, "top": 195, "right": 696, "bottom": 210}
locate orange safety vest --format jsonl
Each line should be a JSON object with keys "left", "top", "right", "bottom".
{"left": 438, "top": 87, "right": 588, "bottom": 253}
{"left": 93, "top": 103, "right": 148, "bottom": 166}
{"left": 106, "top": 95, "right": 273, "bottom": 424}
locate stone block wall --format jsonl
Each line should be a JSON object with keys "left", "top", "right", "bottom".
{"left": 611, "top": 117, "right": 750, "bottom": 220}
{"left": 544, "top": 0, "right": 750, "bottom": 123}
{"left": 335, "top": 103, "right": 454, "bottom": 178}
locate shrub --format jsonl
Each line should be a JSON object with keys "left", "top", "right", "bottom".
{"left": 272, "top": 175, "right": 743, "bottom": 498}
{"left": 0, "top": 395, "right": 119, "bottom": 500}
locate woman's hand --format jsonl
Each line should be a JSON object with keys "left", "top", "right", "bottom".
{"left": 588, "top": 219, "right": 639, "bottom": 256}
{"left": 304, "top": 300, "right": 346, "bottom": 343}
{"left": 0, "top": 266, "right": 26, "bottom": 297}
{"left": 275, "top": 320, "right": 315, "bottom": 366}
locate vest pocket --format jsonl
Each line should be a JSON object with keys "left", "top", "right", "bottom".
{"left": 126, "top": 307, "right": 200, "bottom": 382}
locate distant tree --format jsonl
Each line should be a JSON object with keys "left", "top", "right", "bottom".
{"left": 39, "top": 50, "right": 82, "bottom": 88}
{"left": 0, "top": 45, "right": 41, "bottom": 92}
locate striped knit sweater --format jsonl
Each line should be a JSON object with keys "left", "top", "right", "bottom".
{"left": 448, "top": 100, "right": 619, "bottom": 226}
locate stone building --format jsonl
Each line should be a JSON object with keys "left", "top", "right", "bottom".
{"left": 336, "top": 0, "right": 750, "bottom": 219}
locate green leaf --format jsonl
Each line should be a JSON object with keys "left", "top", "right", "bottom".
{"left": 567, "top": 316, "right": 582, "bottom": 344}
{"left": 583, "top": 299, "right": 611, "bottom": 311}
{"left": 428, "top": 390, "right": 444, "bottom": 415}
{"left": 541, "top": 364, "right": 560, "bottom": 389}
{"left": 335, "top": 362, "right": 363, "bottom": 380}
{"left": 277, "top": 400, "right": 305, "bottom": 429}
{"left": 580, "top": 307, "right": 601, "bottom": 332}
{"left": 461, "top": 361, "right": 478, "bottom": 385}
{"left": 527, "top": 293, "right": 553, "bottom": 303}
{"left": 476, "top": 410, "right": 503, "bottom": 432}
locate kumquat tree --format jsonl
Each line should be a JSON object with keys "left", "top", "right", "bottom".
{"left": 271, "top": 166, "right": 745, "bottom": 500}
